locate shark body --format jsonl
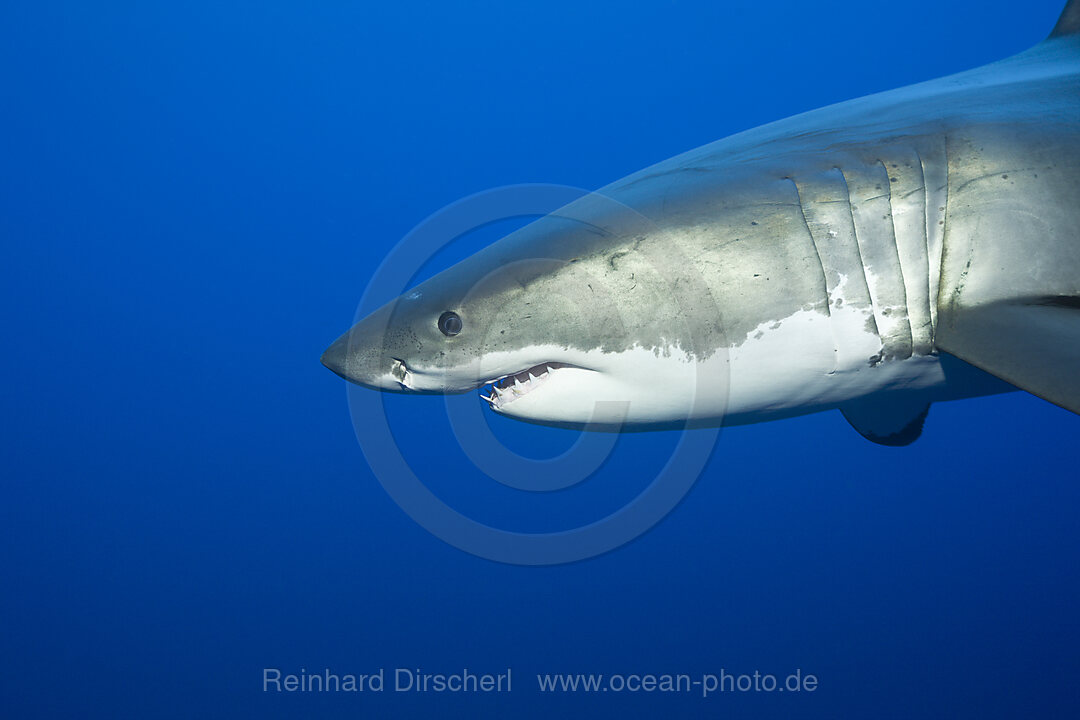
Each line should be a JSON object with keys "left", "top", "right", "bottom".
{"left": 324, "top": 3, "right": 1080, "bottom": 445}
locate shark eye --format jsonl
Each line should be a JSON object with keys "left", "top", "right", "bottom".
{"left": 438, "top": 311, "right": 462, "bottom": 337}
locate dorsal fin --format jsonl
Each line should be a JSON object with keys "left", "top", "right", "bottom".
{"left": 1050, "top": 0, "right": 1080, "bottom": 37}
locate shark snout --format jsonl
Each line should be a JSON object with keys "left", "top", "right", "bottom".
{"left": 320, "top": 335, "right": 352, "bottom": 381}
{"left": 320, "top": 331, "right": 408, "bottom": 391}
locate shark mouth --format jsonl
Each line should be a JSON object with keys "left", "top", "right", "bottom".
{"left": 481, "top": 362, "right": 574, "bottom": 410}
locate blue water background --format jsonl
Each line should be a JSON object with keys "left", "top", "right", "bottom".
{"left": 3, "top": 1, "right": 1079, "bottom": 717}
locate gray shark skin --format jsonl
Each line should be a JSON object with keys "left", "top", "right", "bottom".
{"left": 324, "top": 1, "right": 1080, "bottom": 445}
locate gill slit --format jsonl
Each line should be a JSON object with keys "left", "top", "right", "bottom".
{"left": 789, "top": 176, "right": 840, "bottom": 375}
{"left": 836, "top": 167, "right": 882, "bottom": 340}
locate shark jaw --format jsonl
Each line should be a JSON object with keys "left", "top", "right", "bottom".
{"left": 396, "top": 355, "right": 606, "bottom": 419}
{"left": 393, "top": 344, "right": 726, "bottom": 430}
{"left": 479, "top": 362, "right": 576, "bottom": 410}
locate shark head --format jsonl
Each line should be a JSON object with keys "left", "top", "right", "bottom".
{"left": 322, "top": 197, "right": 730, "bottom": 430}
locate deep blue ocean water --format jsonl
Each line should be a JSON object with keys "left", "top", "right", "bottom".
{"left": 3, "top": 1, "right": 1079, "bottom": 717}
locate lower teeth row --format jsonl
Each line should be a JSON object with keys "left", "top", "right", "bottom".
{"left": 483, "top": 366, "right": 552, "bottom": 407}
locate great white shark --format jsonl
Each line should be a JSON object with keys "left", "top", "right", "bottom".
{"left": 323, "top": 2, "right": 1080, "bottom": 445}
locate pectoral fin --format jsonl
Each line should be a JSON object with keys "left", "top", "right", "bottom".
{"left": 840, "top": 395, "right": 931, "bottom": 446}
{"left": 935, "top": 297, "right": 1080, "bottom": 415}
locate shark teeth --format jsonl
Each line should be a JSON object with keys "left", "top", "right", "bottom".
{"left": 481, "top": 362, "right": 568, "bottom": 410}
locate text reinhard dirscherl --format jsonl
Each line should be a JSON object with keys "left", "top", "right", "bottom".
{"left": 262, "top": 668, "right": 819, "bottom": 698}
{"left": 263, "top": 668, "right": 511, "bottom": 694}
